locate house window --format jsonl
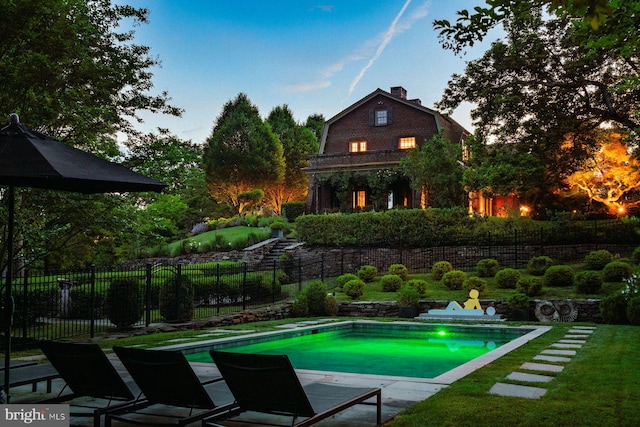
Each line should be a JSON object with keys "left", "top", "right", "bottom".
{"left": 352, "top": 190, "right": 366, "bottom": 209}
{"left": 349, "top": 140, "right": 367, "bottom": 153}
{"left": 375, "top": 109, "right": 388, "bottom": 126}
{"left": 399, "top": 137, "right": 416, "bottom": 149}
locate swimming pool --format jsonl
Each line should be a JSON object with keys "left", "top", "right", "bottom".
{"left": 173, "top": 321, "right": 548, "bottom": 382}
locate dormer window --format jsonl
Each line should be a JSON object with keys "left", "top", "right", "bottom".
{"left": 350, "top": 140, "right": 367, "bottom": 153}
{"left": 399, "top": 137, "right": 416, "bottom": 150}
{"left": 369, "top": 107, "right": 393, "bottom": 126}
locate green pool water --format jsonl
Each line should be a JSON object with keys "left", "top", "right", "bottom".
{"left": 184, "top": 325, "right": 528, "bottom": 378}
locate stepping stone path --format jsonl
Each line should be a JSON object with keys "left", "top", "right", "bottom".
{"left": 489, "top": 326, "right": 596, "bottom": 399}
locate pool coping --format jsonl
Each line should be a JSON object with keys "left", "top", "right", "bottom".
{"left": 156, "top": 320, "right": 551, "bottom": 385}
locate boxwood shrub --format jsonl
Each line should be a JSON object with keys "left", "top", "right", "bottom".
{"left": 337, "top": 273, "right": 359, "bottom": 288}
{"left": 476, "top": 259, "right": 499, "bottom": 278}
{"left": 405, "top": 279, "right": 428, "bottom": 296}
{"left": 600, "top": 293, "right": 629, "bottom": 324}
{"left": 584, "top": 249, "right": 614, "bottom": 270}
{"left": 575, "top": 270, "right": 603, "bottom": 294}
{"left": 432, "top": 261, "right": 453, "bottom": 281}
{"left": 388, "top": 264, "right": 408, "bottom": 281}
{"left": 463, "top": 276, "right": 487, "bottom": 293}
{"left": 527, "top": 256, "right": 554, "bottom": 276}
{"left": 516, "top": 276, "right": 543, "bottom": 296}
{"left": 343, "top": 279, "right": 365, "bottom": 300}
{"left": 496, "top": 268, "right": 522, "bottom": 289}
{"left": 357, "top": 265, "right": 378, "bottom": 282}
{"left": 106, "top": 279, "right": 143, "bottom": 329}
{"left": 442, "top": 270, "right": 467, "bottom": 290}
{"left": 380, "top": 274, "right": 403, "bottom": 292}
{"left": 544, "top": 265, "right": 575, "bottom": 287}
{"left": 602, "top": 261, "right": 633, "bottom": 282}
{"left": 159, "top": 276, "right": 194, "bottom": 323}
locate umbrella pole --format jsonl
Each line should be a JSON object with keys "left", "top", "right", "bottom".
{"left": 3, "top": 184, "right": 14, "bottom": 402}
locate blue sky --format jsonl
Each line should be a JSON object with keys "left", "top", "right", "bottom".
{"left": 118, "top": 0, "right": 492, "bottom": 144}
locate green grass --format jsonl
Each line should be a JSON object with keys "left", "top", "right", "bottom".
{"left": 386, "top": 324, "right": 640, "bottom": 427}
{"left": 167, "top": 226, "right": 270, "bottom": 253}
{"left": 331, "top": 270, "right": 626, "bottom": 302}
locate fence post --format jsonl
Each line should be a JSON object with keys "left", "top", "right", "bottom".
{"left": 242, "top": 263, "right": 247, "bottom": 310}
{"left": 145, "top": 263, "right": 152, "bottom": 327}
{"left": 89, "top": 265, "right": 95, "bottom": 338}
{"left": 297, "top": 258, "right": 302, "bottom": 293}
{"left": 320, "top": 253, "right": 325, "bottom": 282}
{"left": 22, "top": 270, "right": 28, "bottom": 345}
{"left": 514, "top": 229, "right": 519, "bottom": 268}
{"left": 176, "top": 264, "right": 183, "bottom": 321}
{"left": 216, "top": 263, "right": 220, "bottom": 315}
{"left": 272, "top": 260, "right": 277, "bottom": 304}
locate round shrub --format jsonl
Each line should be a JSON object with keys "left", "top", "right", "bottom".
{"left": 627, "top": 296, "right": 640, "bottom": 326}
{"left": 305, "top": 281, "right": 328, "bottom": 316}
{"left": 432, "top": 261, "right": 453, "bottom": 281}
{"left": 543, "top": 265, "right": 575, "bottom": 288}
{"left": 337, "top": 273, "right": 359, "bottom": 288}
{"left": 325, "top": 295, "right": 339, "bottom": 316}
{"left": 527, "top": 256, "right": 554, "bottom": 276}
{"left": 380, "top": 274, "right": 403, "bottom": 292}
{"left": 507, "top": 293, "right": 531, "bottom": 309}
{"left": 462, "top": 276, "right": 487, "bottom": 293}
{"left": 388, "top": 264, "right": 408, "bottom": 281}
{"left": 516, "top": 276, "right": 543, "bottom": 297}
{"left": 343, "top": 279, "right": 365, "bottom": 300}
{"left": 496, "top": 268, "right": 522, "bottom": 289}
{"left": 106, "top": 279, "right": 142, "bottom": 328}
{"left": 290, "top": 294, "right": 308, "bottom": 317}
{"left": 600, "top": 293, "right": 629, "bottom": 324}
{"left": 357, "top": 265, "right": 378, "bottom": 282}
{"left": 602, "top": 261, "right": 633, "bottom": 282}
{"left": 632, "top": 246, "right": 640, "bottom": 265}
{"left": 584, "top": 249, "right": 613, "bottom": 270}
{"left": 442, "top": 270, "right": 467, "bottom": 290}
{"left": 476, "top": 259, "right": 499, "bottom": 278}
{"left": 405, "top": 279, "right": 428, "bottom": 296}
{"left": 575, "top": 270, "right": 603, "bottom": 294}
{"left": 397, "top": 285, "right": 421, "bottom": 307}
{"left": 159, "top": 276, "right": 194, "bottom": 323}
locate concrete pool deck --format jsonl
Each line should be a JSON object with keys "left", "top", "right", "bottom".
{"left": 8, "top": 321, "right": 552, "bottom": 426}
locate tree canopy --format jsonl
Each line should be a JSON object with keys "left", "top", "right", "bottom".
{"left": 265, "top": 106, "right": 319, "bottom": 214}
{"left": 400, "top": 133, "right": 465, "bottom": 208}
{"left": 435, "top": 2, "right": 639, "bottom": 214}
{"left": 203, "top": 93, "right": 285, "bottom": 214}
{"left": 0, "top": 0, "right": 181, "bottom": 270}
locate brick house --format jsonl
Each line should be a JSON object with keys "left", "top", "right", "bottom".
{"left": 304, "top": 86, "right": 471, "bottom": 213}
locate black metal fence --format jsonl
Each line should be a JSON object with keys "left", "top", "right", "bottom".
{"left": 3, "top": 222, "right": 639, "bottom": 348}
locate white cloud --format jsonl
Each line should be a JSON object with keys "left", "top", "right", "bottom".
{"left": 281, "top": 1, "right": 429, "bottom": 95}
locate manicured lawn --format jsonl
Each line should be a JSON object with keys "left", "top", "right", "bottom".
{"left": 329, "top": 271, "right": 626, "bottom": 302}
{"left": 386, "top": 324, "right": 640, "bottom": 427}
{"left": 167, "top": 225, "right": 270, "bottom": 253}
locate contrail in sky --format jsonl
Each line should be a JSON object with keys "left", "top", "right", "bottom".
{"left": 348, "top": 0, "right": 413, "bottom": 96}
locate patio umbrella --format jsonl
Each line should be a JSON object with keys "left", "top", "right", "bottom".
{"left": 0, "top": 114, "right": 166, "bottom": 401}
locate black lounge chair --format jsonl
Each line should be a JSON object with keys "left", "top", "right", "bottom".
{"left": 205, "top": 351, "right": 382, "bottom": 427}
{"left": 106, "top": 346, "right": 238, "bottom": 426}
{"left": 0, "top": 361, "right": 60, "bottom": 394}
{"left": 38, "top": 340, "right": 138, "bottom": 427}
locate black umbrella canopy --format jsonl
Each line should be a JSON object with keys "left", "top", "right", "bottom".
{"left": 0, "top": 114, "right": 165, "bottom": 402}
{"left": 0, "top": 114, "right": 166, "bottom": 193}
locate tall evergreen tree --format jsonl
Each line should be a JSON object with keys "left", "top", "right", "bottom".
{"left": 203, "top": 94, "right": 285, "bottom": 214}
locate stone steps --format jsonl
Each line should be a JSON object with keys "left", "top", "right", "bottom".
{"left": 489, "top": 326, "right": 596, "bottom": 399}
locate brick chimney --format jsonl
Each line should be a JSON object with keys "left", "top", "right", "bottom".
{"left": 390, "top": 86, "right": 407, "bottom": 99}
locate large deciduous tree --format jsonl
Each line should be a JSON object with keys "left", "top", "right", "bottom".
{"left": 203, "top": 94, "right": 285, "bottom": 214}
{"left": 0, "top": 0, "right": 181, "bottom": 269}
{"left": 265, "top": 106, "right": 319, "bottom": 215}
{"left": 435, "top": 2, "right": 639, "bottom": 214}
{"left": 565, "top": 130, "right": 640, "bottom": 214}
{"left": 400, "top": 133, "right": 465, "bottom": 208}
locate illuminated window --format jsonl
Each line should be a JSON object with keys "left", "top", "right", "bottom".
{"left": 399, "top": 137, "right": 416, "bottom": 149}
{"left": 349, "top": 140, "right": 367, "bottom": 153}
{"left": 375, "top": 110, "right": 387, "bottom": 126}
{"left": 352, "top": 190, "right": 366, "bottom": 208}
